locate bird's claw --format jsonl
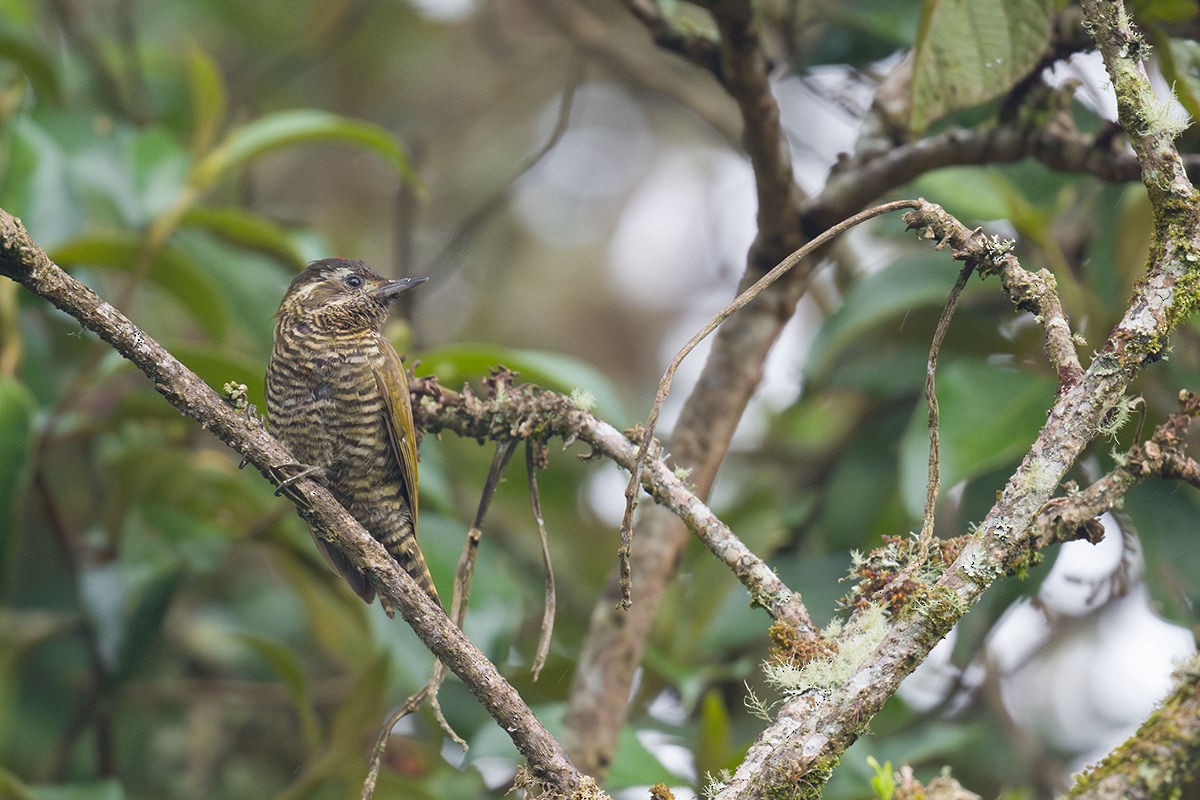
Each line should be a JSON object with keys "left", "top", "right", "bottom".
{"left": 269, "top": 463, "right": 327, "bottom": 504}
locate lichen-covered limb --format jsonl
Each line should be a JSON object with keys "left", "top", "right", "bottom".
{"left": 1035, "top": 391, "right": 1200, "bottom": 549}
{"left": 1081, "top": 0, "right": 1195, "bottom": 204}
{"left": 411, "top": 374, "right": 817, "bottom": 634}
{"left": 903, "top": 198, "right": 1086, "bottom": 389}
{"left": 0, "top": 208, "right": 599, "bottom": 800}
{"left": 715, "top": 3, "right": 1200, "bottom": 792}
{"left": 1066, "top": 654, "right": 1200, "bottom": 800}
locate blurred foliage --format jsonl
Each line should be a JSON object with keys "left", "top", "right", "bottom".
{"left": 0, "top": 1, "right": 1199, "bottom": 800}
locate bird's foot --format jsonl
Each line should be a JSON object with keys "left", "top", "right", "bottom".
{"left": 269, "top": 463, "right": 328, "bottom": 504}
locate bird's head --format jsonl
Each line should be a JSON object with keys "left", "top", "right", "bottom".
{"left": 275, "top": 258, "right": 428, "bottom": 333}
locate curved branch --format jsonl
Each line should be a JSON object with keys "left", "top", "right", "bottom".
{"left": 0, "top": 208, "right": 599, "bottom": 800}
{"left": 565, "top": 0, "right": 813, "bottom": 774}
{"left": 803, "top": 120, "right": 1200, "bottom": 236}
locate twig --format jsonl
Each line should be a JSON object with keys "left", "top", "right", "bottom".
{"left": 617, "top": 199, "right": 920, "bottom": 607}
{"left": 903, "top": 201, "right": 1085, "bottom": 388}
{"left": 1033, "top": 390, "right": 1200, "bottom": 549}
{"left": 426, "top": 61, "right": 585, "bottom": 278}
{"left": 618, "top": 0, "right": 723, "bottom": 79}
{"left": 713, "top": 52, "right": 1200, "bottom": 791}
{"left": 917, "top": 263, "right": 974, "bottom": 556}
{"left": 358, "top": 686, "right": 430, "bottom": 800}
{"left": 526, "top": 441, "right": 556, "bottom": 680}
{"left": 427, "top": 440, "right": 520, "bottom": 748}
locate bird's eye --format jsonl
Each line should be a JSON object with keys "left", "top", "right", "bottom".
{"left": 344, "top": 274, "right": 365, "bottom": 289}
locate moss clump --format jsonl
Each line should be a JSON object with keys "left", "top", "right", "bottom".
{"left": 840, "top": 533, "right": 969, "bottom": 613}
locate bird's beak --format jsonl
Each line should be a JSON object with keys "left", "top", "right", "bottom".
{"left": 374, "top": 275, "right": 429, "bottom": 299}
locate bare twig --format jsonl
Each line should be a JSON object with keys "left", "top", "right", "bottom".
{"left": 1034, "top": 390, "right": 1200, "bottom": 549}
{"left": 565, "top": 0, "right": 807, "bottom": 772}
{"left": 526, "top": 441, "right": 556, "bottom": 680}
{"left": 917, "top": 263, "right": 974, "bottom": 556}
{"left": 617, "top": 199, "right": 920, "bottom": 607}
{"left": 426, "top": 61, "right": 584, "bottom": 277}
{"left": 359, "top": 686, "right": 430, "bottom": 800}
{"left": 618, "top": 0, "right": 723, "bottom": 78}
{"left": 903, "top": 202, "right": 1085, "bottom": 388}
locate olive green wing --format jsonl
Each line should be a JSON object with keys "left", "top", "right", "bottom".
{"left": 374, "top": 338, "right": 419, "bottom": 533}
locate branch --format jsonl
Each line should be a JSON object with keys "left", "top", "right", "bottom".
{"left": 902, "top": 200, "right": 1085, "bottom": 389}
{"left": 410, "top": 373, "right": 813, "bottom": 631}
{"left": 0, "top": 208, "right": 600, "bottom": 800}
{"left": 713, "top": 111, "right": 1200, "bottom": 796}
{"left": 1034, "top": 390, "right": 1200, "bottom": 548}
{"left": 531, "top": 0, "right": 742, "bottom": 147}
{"left": 1068, "top": 655, "right": 1200, "bottom": 799}
{"left": 709, "top": 0, "right": 804, "bottom": 267}
{"left": 803, "top": 121, "right": 1200, "bottom": 236}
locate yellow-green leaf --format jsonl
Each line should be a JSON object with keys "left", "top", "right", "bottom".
{"left": 191, "top": 109, "right": 418, "bottom": 190}
{"left": 49, "top": 232, "right": 229, "bottom": 339}
{"left": 910, "top": 0, "right": 1053, "bottom": 132}
{"left": 186, "top": 43, "right": 227, "bottom": 156}
{"left": 181, "top": 206, "right": 306, "bottom": 268}
{"left": 237, "top": 633, "right": 322, "bottom": 750}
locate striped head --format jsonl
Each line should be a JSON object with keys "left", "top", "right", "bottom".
{"left": 275, "top": 258, "right": 428, "bottom": 334}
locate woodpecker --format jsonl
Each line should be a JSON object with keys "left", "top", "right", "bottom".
{"left": 266, "top": 257, "right": 436, "bottom": 613}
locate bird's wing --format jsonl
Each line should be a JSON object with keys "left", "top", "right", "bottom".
{"left": 374, "top": 338, "right": 419, "bottom": 532}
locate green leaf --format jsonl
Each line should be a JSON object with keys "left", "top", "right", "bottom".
{"left": 112, "top": 567, "right": 184, "bottom": 680}
{"left": 128, "top": 127, "right": 190, "bottom": 221}
{"left": 191, "top": 109, "right": 418, "bottom": 190}
{"left": 185, "top": 44, "right": 226, "bottom": 155}
{"left": 696, "top": 689, "right": 734, "bottom": 778}
{"left": 237, "top": 633, "right": 322, "bottom": 750}
{"left": 416, "top": 343, "right": 629, "bottom": 424}
{"left": 49, "top": 232, "right": 229, "bottom": 339}
{"left": 912, "top": 167, "right": 1019, "bottom": 226}
{"left": 0, "top": 23, "right": 62, "bottom": 104}
{"left": 899, "top": 359, "right": 1055, "bottom": 517}
{"left": 181, "top": 206, "right": 305, "bottom": 268}
{"left": 806, "top": 256, "right": 962, "bottom": 382}
{"left": 1138, "top": 0, "right": 1199, "bottom": 24}
{"left": 604, "top": 725, "right": 685, "bottom": 789}
{"left": 268, "top": 545, "right": 373, "bottom": 666}
{"left": 0, "top": 116, "right": 80, "bottom": 246}
{"left": 0, "top": 377, "right": 35, "bottom": 583}
{"left": 0, "top": 764, "right": 39, "bottom": 800}
{"left": 866, "top": 755, "right": 896, "bottom": 800}
{"left": 327, "top": 653, "right": 390, "bottom": 760}
{"left": 910, "top": 0, "right": 1053, "bottom": 131}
